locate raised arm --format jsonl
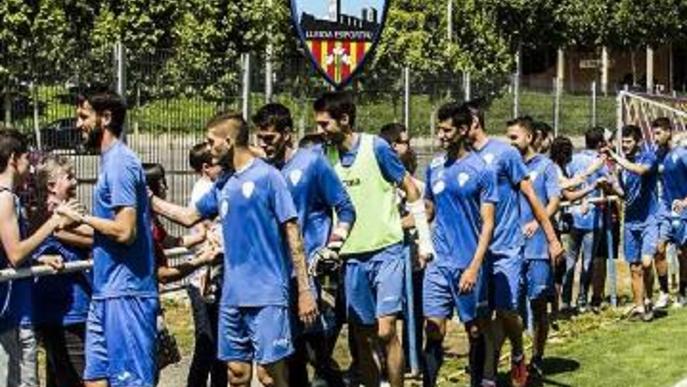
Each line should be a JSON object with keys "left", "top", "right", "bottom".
{"left": 151, "top": 196, "right": 204, "bottom": 228}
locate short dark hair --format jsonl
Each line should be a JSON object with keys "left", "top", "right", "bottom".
{"left": 584, "top": 126, "right": 606, "bottom": 149}
{"left": 533, "top": 121, "right": 553, "bottom": 138}
{"left": 379, "top": 123, "right": 406, "bottom": 145}
{"left": 507, "top": 116, "right": 535, "bottom": 134}
{"left": 651, "top": 117, "right": 672, "bottom": 132}
{"left": 207, "top": 111, "right": 250, "bottom": 147}
{"left": 253, "top": 103, "right": 293, "bottom": 134}
{"left": 0, "top": 129, "right": 28, "bottom": 173}
{"left": 143, "top": 163, "right": 166, "bottom": 197}
{"left": 437, "top": 102, "right": 472, "bottom": 128}
{"left": 622, "top": 125, "right": 643, "bottom": 142}
{"left": 462, "top": 99, "right": 486, "bottom": 129}
{"left": 77, "top": 90, "right": 127, "bottom": 137}
{"left": 189, "top": 142, "right": 212, "bottom": 173}
{"left": 550, "top": 136, "right": 574, "bottom": 170}
{"left": 313, "top": 92, "right": 356, "bottom": 127}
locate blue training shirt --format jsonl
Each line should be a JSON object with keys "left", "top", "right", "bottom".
{"left": 520, "top": 154, "right": 560, "bottom": 260}
{"left": 621, "top": 148, "right": 659, "bottom": 228}
{"left": 92, "top": 141, "right": 157, "bottom": 299}
{"left": 32, "top": 236, "right": 91, "bottom": 326}
{"left": 337, "top": 134, "right": 407, "bottom": 185}
{"left": 566, "top": 150, "right": 608, "bottom": 230}
{"left": 658, "top": 146, "right": 687, "bottom": 220}
{"left": 196, "top": 158, "right": 298, "bottom": 307}
{"left": 474, "top": 139, "right": 528, "bottom": 254}
{"left": 281, "top": 148, "right": 355, "bottom": 260}
{"left": 425, "top": 152, "right": 498, "bottom": 269}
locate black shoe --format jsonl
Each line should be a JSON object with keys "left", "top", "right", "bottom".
{"left": 529, "top": 356, "right": 544, "bottom": 379}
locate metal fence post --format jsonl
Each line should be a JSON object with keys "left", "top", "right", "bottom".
{"left": 113, "top": 42, "right": 127, "bottom": 139}
{"left": 553, "top": 78, "right": 561, "bottom": 137}
{"left": 3, "top": 86, "right": 11, "bottom": 126}
{"left": 31, "top": 82, "right": 42, "bottom": 150}
{"left": 591, "top": 81, "right": 597, "bottom": 128}
{"left": 403, "top": 67, "right": 410, "bottom": 130}
{"left": 463, "top": 71, "right": 471, "bottom": 101}
{"left": 513, "top": 46, "right": 521, "bottom": 119}
{"left": 265, "top": 0, "right": 274, "bottom": 103}
{"left": 241, "top": 53, "right": 252, "bottom": 121}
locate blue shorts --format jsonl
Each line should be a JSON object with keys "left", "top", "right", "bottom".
{"left": 344, "top": 243, "right": 405, "bottom": 325}
{"left": 658, "top": 218, "right": 672, "bottom": 243}
{"left": 84, "top": 296, "right": 158, "bottom": 387}
{"left": 484, "top": 248, "right": 524, "bottom": 312}
{"left": 422, "top": 264, "right": 482, "bottom": 323}
{"left": 522, "top": 259, "right": 554, "bottom": 300}
{"left": 217, "top": 305, "right": 293, "bottom": 365}
{"left": 624, "top": 226, "right": 658, "bottom": 263}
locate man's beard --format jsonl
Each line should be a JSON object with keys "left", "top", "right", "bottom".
{"left": 217, "top": 147, "right": 234, "bottom": 173}
{"left": 83, "top": 126, "right": 103, "bottom": 152}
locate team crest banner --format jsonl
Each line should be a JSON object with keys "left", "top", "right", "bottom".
{"left": 290, "top": 0, "right": 389, "bottom": 89}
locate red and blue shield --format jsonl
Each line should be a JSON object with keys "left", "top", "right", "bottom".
{"left": 290, "top": 0, "right": 389, "bottom": 89}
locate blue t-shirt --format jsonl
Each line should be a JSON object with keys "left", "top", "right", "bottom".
{"left": 474, "top": 139, "right": 528, "bottom": 253}
{"left": 566, "top": 150, "right": 608, "bottom": 230}
{"left": 196, "top": 158, "right": 298, "bottom": 307}
{"left": 281, "top": 148, "right": 355, "bottom": 260}
{"left": 520, "top": 154, "right": 560, "bottom": 260}
{"left": 92, "top": 141, "right": 157, "bottom": 299}
{"left": 658, "top": 146, "right": 687, "bottom": 220}
{"left": 32, "top": 236, "right": 91, "bottom": 326}
{"left": 425, "top": 152, "right": 498, "bottom": 269}
{"left": 337, "top": 134, "right": 407, "bottom": 185}
{"left": 621, "top": 149, "right": 659, "bottom": 228}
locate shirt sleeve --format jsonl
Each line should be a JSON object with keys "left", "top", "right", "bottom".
{"left": 269, "top": 170, "right": 298, "bottom": 224}
{"left": 503, "top": 147, "right": 529, "bottom": 187}
{"left": 195, "top": 185, "right": 220, "bottom": 219}
{"left": 544, "top": 163, "right": 561, "bottom": 200}
{"left": 108, "top": 161, "right": 139, "bottom": 208}
{"left": 479, "top": 168, "right": 499, "bottom": 204}
{"left": 316, "top": 155, "right": 356, "bottom": 226}
{"left": 639, "top": 151, "right": 659, "bottom": 173}
{"left": 373, "top": 137, "right": 407, "bottom": 185}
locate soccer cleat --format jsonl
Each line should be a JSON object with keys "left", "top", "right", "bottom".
{"left": 655, "top": 292, "right": 671, "bottom": 310}
{"left": 672, "top": 295, "right": 686, "bottom": 309}
{"left": 510, "top": 355, "right": 529, "bottom": 387}
{"left": 625, "top": 305, "right": 645, "bottom": 321}
{"left": 481, "top": 379, "right": 496, "bottom": 387}
{"left": 529, "top": 355, "right": 544, "bottom": 379}
{"left": 642, "top": 308, "right": 654, "bottom": 322}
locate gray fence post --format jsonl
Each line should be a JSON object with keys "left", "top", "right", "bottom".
{"left": 463, "top": 71, "right": 471, "bottom": 101}
{"left": 31, "top": 82, "right": 42, "bottom": 150}
{"left": 591, "top": 81, "right": 597, "bottom": 128}
{"left": 553, "top": 78, "right": 561, "bottom": 137}
{"left": 265, "top": 0, "right": 274, "bottom": 103}
{"left": 3, "top": 86, "right": 11, "bottom": 126}
{"left": 241, "top": 53, "right": 252, "bottom": 121}
{"left": 513, "top": 44, "right": 522, "bottom": 118}
{"left": 403, "top": 67, "right": 410, "bottom": 130}
{"left": 113, "top": 42, "right": 127, "bottom": 139}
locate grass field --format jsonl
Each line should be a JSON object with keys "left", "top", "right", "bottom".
{"left": 163, "top": 283, "right": 687, "bottom": 387}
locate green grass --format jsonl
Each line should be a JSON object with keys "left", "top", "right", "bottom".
{"left": 8, "top": 85, "right": 614, "bottom": 138}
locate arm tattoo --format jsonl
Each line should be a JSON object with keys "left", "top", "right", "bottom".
{"left": 285, "top": 221, "right": 310, "bottom": 291}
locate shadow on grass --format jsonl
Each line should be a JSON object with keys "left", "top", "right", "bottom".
{"left": 496, "top": 357, "right": 580, "bottom": 387}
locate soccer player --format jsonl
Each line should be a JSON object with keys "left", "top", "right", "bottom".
{"left": 150, "top": 111, "right": 318, "bottom": 387}
{"left": 0, "top": 129, "right": 71, "bottom": 386}
{"left": 561, "top": 127, "right": 608, "bottom": 313}
{"left": 600, "top": 125, "right": 659, "bottom": 321}
{"left": 422, "top": 103, "right": 497, "bottom": 387}
{"left": 507, "top": 118, "right": 561, "bottom": 377}
{"left": 56, "top": 90, "right": 159, "bottom": 387}
{"left": 315, "top": 92, "right": 434, "bottom": 387}
{"left": 460, "top": 104, "right": 563, "bottom": 387}
{"left": 252, "top": 103, "right": 355, "bottom": 387}
{"left": 653, "top": 117, "right": 687, "bottom": 307}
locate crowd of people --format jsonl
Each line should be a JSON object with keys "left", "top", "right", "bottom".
{"left": 0, "top": 88, "right": 684, "bottom": 387}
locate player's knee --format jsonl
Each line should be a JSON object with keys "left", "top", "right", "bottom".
{"left": 377, "top": 318, "right": 397, "bottom": 343}
{"left": 630, "top": 263, "right": 643, "bottom": 275}
{"left": 466, "top": 322, "right": 481, "bottom": 339}
{"left": 641, "top": 257, "right": 653, "bottom": 269}
{"left": 227, "top": 362, "right": 252, "bottom": 385}
{"left": 256, "top": 366, "right": 276, "bottom": 387}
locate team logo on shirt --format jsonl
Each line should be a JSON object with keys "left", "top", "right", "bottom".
{"left": 242, "top": 181, "right": 255, "bottom": 199}
{"left": 220, "top": 200, "right": 229, "bottom": 218}
{"left": 672, "top": 153, "right": 679, "bottom": 164}
{"left": 289, "top": 169, "right": 303, "bottom": 186}
{"left": 482, "top": 153, "right": 495, "bottom": 165}
{"left": 458, "top": 172, "right": 470, "bottom": 187}
{"left": 430, "top": 156, "right": 445, "bottom": 169}
{"left": 529, "top": 171, "right": 539, "bottom": 182}
{"left": 432, "top": 180, "right": 446, "bottom": 194}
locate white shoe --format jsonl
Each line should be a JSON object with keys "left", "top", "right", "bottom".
{"left": 655, "top": 293, "right": 670, "bottom": 309}
{"left": 672, "top": 296, "right": 686, "bottom": 309}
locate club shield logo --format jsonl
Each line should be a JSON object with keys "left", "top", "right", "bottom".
{"left": 290, "top": 0, "right": 389, "bottom": 89}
